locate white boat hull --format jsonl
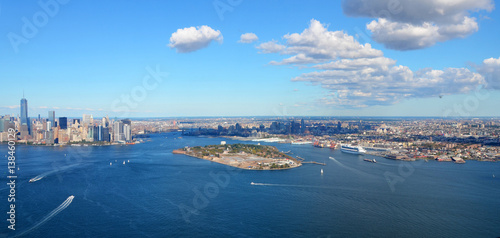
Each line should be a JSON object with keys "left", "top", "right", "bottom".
{"left": 341, "top": 149, "right": 364, "bottom": 154}
{"left": 340, "top": 144, "right": 366, "bottom": 154}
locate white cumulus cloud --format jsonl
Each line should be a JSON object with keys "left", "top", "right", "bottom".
{"left": 259, "top": 19, "right": 489, "bottom": 108}
{"left": 239, "top": 33, "right": 258, "bottom": 43}
{"left": 475, "top": 57, "right": 500, "bottom": 89}
{"left": 313, "top": 57, "right": 396, "bottom": 70}
{"left": 260, "top": 19, "right": 382, "bottom": 65}
{"left": 256, "top": 40, "right": 286, "bottom": 54}
{"left": 367, "top": 17, "right": 478, "bottom": 50}
{"left": 342, "top": 0, "right": 494, "bottom": 50}
{"left": 282, "top": 19, "right": 382, "bottom": 61}
{"left": 169, "top": 25, "right": 223, "bottom": 53}
{"left": 293, "top": 65, "right": 484, "bottom": 107}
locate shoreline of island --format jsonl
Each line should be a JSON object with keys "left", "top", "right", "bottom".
{"left": 173, "top": 143, "right": 302, "bottom": 170}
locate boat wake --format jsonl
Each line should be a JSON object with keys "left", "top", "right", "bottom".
{"left": 251, "top": 182, "right": 340, "bottom": 190}
{"left": 373, "top": 162, "right": 394, "bottom": 166}
{"left": 29, "top": 177, "right": 43, "bottom": 183}
{"left": 328, "top": 157, "right": 376, "bottom": 179}
{"left": 29, "top": 164, "right": 80, "bottom": 183}
{"left": 252, "top": 182, "right": 319, "bottom": 188}
{"left": 15, "top": 195, "right": 75, "bottom": 237}
{"left": 251, "top": 182, "right": 277, "bottom": 186}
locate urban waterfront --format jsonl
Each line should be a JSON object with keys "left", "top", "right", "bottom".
{"left": 1, "top": 132, "right": 499, "bottom": 237}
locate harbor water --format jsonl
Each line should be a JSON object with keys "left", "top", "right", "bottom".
{"left": 1, "top": 132, "right": 499, "bottom": 237}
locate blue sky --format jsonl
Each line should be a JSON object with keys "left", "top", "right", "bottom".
{"left": 1, "top": 0, "right": 499, "bottom": 118}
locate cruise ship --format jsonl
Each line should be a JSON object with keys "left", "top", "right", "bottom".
{"left": 340, "top": 144, "right": 366, "bottom": 154}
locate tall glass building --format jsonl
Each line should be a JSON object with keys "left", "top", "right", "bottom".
{"left": 59, "top": 117, "right": 68, "bottom": 130}
{"left": 48, "top": 111, "right": 55, "bottom": 128}
{"left": 20, "top": 97, "right": 30, "bottom": 134}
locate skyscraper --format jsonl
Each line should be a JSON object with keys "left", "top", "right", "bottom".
{"left": 93, "top": 125, "right": 101, "bottom": 141}
{"left": 92, "top": 125, "right": 111, "bottom": 142}
{"left": 87, "top": 126, "right": 94, "bottom": 141}
{"left": 101, "top": 127, "right": 110, "bottom": 142}
{"left": 82, "top": 114, "right": 93, "bottom": 126}
{"left": 122, "top": 119, "right": 131, "bottom": 126}
{"left": 0, "top": 118, "right": 4, "bottom": 132}
{"left": 59, "top": 117, "right": 68, "bottom": 130}
{"left": 124, "top": 124, "right": 131, "bottom": 142}
{"left": 48, "top": 111, "right": 55, "bottom": 128}
{"left": 113, "top": 121, "right": 124, "bottom": 142}
{"left": 20, "top": 96, "right": 30, "bottom": 134}
{"left": 122, "top": 119, "right": 132, "bottom": 142}
{"left": 301, "top": 118, "right": 306, "bottom": 133}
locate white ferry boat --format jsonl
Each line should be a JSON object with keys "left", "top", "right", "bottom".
{"left": 340, "top": 144, "right": 366, "bottom": 154}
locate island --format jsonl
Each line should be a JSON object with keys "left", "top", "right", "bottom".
{"left": 173, "top": 143, "right": 302, "bottom": 170}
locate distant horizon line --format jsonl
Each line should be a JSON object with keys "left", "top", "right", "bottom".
{"left": 15, "top": 115, "right": 500, "bottom": 120}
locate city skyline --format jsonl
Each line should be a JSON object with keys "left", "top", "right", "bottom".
{"left": 1, "top": 1, "right": 500, "bottom": 117}
{"left": 4, "top": 95, "right": 500, "bottom": 119}
{"left": 0, "top": 96, "right": 134, "bottom": 144}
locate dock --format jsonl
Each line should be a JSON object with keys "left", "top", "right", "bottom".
{"left": 302, "top": 161, "right": 326, "bottom": 166}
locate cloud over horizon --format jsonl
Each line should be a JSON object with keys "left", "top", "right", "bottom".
{"left": 259, "top": 19, "right": 490, "bottom": 108}
{"left": 342, "top": 0, "right": 494, "bottom": 50}
{"left": 169, "top": 25, "right": 223, "bottom": 53}
{"left": 475, "top": 57, "right": 500, "bottom": 89}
